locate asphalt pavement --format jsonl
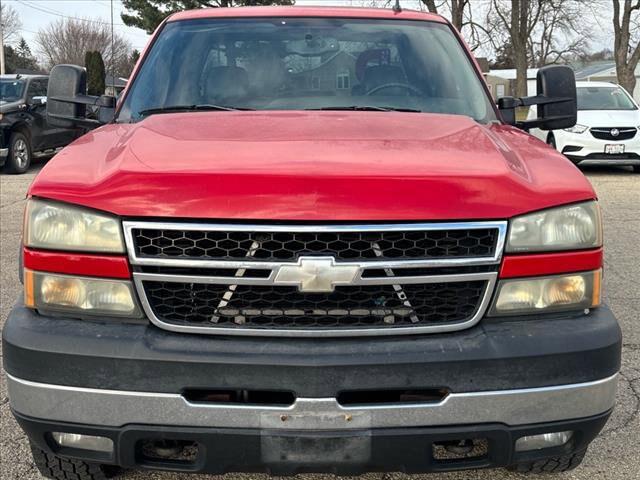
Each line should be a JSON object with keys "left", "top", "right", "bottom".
{"left": 1, "top": 159, "right": 638, "bottom": 480}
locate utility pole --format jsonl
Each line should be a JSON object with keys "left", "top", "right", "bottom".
{"left": 0, "top": 6, "right": 5, "bottom": 75}
{"left": 110, "top": 0, "right": 114, "bottom": 94}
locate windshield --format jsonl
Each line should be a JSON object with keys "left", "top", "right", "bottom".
{"left": 118, "top": 17, "right": 495, "bottom": 122}
{"left": 577, "top": 86, "right": 637, "bottom": 111}
{"left": 0, "top": 79, "right": 26, "bottom": 103}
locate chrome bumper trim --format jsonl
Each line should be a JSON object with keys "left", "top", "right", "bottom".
{"left": 7, "top": 373, "right": 618, "bottom": 430}
{"left": 0, "top": 147, "right": 8, "bottom": 158}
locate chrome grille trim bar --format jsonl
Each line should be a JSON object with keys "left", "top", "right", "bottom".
{"left": 133, "top": 271, "right": 496, "bottom": 287}
{"left": 123, "top": 221, "right": 508, "bottom": 268}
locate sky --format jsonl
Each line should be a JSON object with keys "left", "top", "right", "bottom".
{"left": 3, "top": 0, "right": 613, "bottom": 62}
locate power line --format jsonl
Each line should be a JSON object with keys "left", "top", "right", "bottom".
{"left": 17, "top": 0, "right": 128, "bottom": 27}
{"left": 15, "top": 0, "right": 150, "bottom": 38}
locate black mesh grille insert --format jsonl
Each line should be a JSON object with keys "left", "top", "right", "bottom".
{"left": 132, "top": 228, "right": 499, "bottom": 261}
{"left": 143, "top": 280, "right": 487, "bottom": 330}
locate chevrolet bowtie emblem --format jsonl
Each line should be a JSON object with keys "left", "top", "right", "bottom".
{"left": 274, "top": 257, "right": 359, "bottom": 292}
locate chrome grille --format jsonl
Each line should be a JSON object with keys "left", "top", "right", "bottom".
{"left": 590, "top": 127, "right": 636, "bottom": 141}
{"left": 125, "top": 221, "right": 506, "bottom": 337}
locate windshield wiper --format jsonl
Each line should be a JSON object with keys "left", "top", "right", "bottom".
{"left": 306, "top": 106, "right": 422, "bottom": 113}
{"left": 138, "top": 104, "right": 254, "bottom": 117}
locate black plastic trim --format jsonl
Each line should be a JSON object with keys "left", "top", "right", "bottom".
{"left": 2, "top": 299, "right": 621, "bottom": 397}
{"left": 16, "top": 410, "right": 612, "bottom": 475}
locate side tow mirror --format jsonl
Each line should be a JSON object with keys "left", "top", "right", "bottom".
{"left": 46, "top": 65, "right": 88, "bottom": 128}
{"left": 47, "top": 64, "right": 116, "bottom": 129}
{"left": 497, "top": 65, "right": 577, "bottom": 131}
{"left": 31, "top": 96, "right": 47, "bottom": 106}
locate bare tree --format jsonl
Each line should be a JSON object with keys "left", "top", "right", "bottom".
{"left": 528, "top": 0, "right": 589, "bottom": 68}
{"left": 613, "top": 0, "right": 640, "bottom": 94}
{"left": 419, "top": 0, "right": 468, "bottom": 32}
{"left": 36, "top": 18, "right": 133, "bottom": 77}
{"left": 371, "top": 0, "right": 486, "bottom": 50}
{"left": 487, "top": 0, "right": 544, "bottom": 97}
{"left": 1, "top": 4, "right": 22, "bottom": 44}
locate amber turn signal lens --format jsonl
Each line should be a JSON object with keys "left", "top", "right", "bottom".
{"left": 592, "top": 269, "right": 602, "bottom": 307}
{"left": 24, "top": 269, "right": 35, "bottom": 308}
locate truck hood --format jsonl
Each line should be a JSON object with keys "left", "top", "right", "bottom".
{"left": 29, "top": 111, "right": 596, "bottom": 221}
{"left": 577, "top": 109, "right": 640, "bottom": 127}
{"left": 0, "top": 99, "right": 23, "bottom": 112}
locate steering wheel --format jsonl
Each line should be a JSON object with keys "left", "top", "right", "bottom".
{"left": 366, "top": 83, "right": 422, "bottom": 96}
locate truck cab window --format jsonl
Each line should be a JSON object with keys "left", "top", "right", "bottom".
{"left": 118, "top": 18, "right": 495, "bottom": 123}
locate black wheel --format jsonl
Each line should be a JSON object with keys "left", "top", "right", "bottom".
{"left": 4, "top": 131, "right": 31, "bottom": 174}
{"left": 633, "top": 165, "right": 640, "bottom": 173}
{"left": 547, "top": 132, "right": 557, "bottom": 150}
{"left": 30, "top": 443, "right": 119, "bottom": 480}
{"left": 508, "top": 448, "right": 586, "bottom": 474}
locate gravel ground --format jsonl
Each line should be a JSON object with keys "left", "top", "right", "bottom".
{"left": 1, "top": 160, "right": 638, "bottom": 480}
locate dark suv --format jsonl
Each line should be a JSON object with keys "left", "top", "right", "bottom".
{"left": 1, "top": 74, "right": 80, "bottom": 174}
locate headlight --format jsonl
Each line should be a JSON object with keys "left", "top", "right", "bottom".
{"left": 25, "top": 199, "right": 124, "bottom": 252}
{"left": 563, "top": 124, "right": 588, "bottom": 134}
{"left": 489, "top": 270, "right": 601, "bottom": 316}
{"left": 507, "top": 201, "right": 602, "bottom": 253}
{"left": 24, "top": 270, "right": 142, "bottom": 317}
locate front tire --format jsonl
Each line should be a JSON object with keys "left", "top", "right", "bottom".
{"left": 547, "top": 132, "right": 557, "bottom": 150}
{"left": 30, "top": 443, "right": 119, "bottom": 480}
{"left": 508, "top": 448, "right": 586, "bottom": 474}
{"left": 4, "top": 131, "right": 32, "bottom": 174}
{"left": 633, "top": 165, "right": 640, "bottom": 173}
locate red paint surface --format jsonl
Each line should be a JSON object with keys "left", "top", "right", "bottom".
{"left": 28, "top": 111, "right": 595, "bottom": 221}
{"left": 24, "top": 248, "right": 131, "bottom": 279}
{"left": 168, "top": 6, "right": 446, "bottom": 23}
{"left": 500, "top": 249, "right": 603, "bottom": 279}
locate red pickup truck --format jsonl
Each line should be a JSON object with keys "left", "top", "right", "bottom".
{"left": 3, "top": 6, "right": 621, "bottom": 479}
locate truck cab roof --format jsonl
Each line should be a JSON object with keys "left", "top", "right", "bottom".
{"left": 168, "top": 6, "right": 446, "bottom": 23}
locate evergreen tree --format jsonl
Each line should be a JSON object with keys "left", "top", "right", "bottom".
{"left": 3, "top": 38, "right": 39, "bottom": 73}
{"left": 85, "top": 51, "right": 106, "bottom": 96}
{"left": 121, "top": 0, "right": 295, "bottom": 34}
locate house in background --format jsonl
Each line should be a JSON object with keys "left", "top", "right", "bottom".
{"left": 289, "top": 50, "right": 357, "bottom": 96}
{"left": 476, "top": 57, "right": 510, "bottom": 99}
{"left": 105, "top": 75, "right": 128, "bottom": 97}
{"left": 573, "top": 62, "right": 640, "bottom": 100}
{"left": 487, "top": 68, "right": 539, "bottom": 97}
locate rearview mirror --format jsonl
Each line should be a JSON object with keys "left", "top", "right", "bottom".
{"left": 46, "top": 64, "right": 116, "bottom": 129}
{"left": 497, "top": 65, "right": 577, "bottom": 131}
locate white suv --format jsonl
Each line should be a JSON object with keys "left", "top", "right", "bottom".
{"left": 530, "top": 81, "right": 640, "bottom": 172}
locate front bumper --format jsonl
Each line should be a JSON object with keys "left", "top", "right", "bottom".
{"left": 3, "top": 301, "right": 621, "bottom": 474}
{"left": 15, "top": 410, "right": 612, "bottom": 475}
{"left": 556, "top": 130, "right": 640, "bottom": 165}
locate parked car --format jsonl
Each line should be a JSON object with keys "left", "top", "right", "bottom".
{"left": 529, "top": 81, "right": 640, "bottom": 172}
{"left": 3, "top": 6, "right": 620, "bottom": 480}
{"left": 0, "top": 74, "right": 80, "bottom": 173}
